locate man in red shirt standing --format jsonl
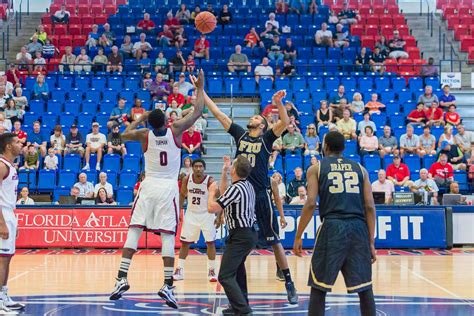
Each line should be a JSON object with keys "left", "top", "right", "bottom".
{"left": 194, "top": 34, "right": 210, "bottom": 60}
{"left": 425, "top": 101, "right": 444, "bottom": 127}
{"left": 386, "top": 155, "right": 412, "bottom": 187}
{"left": 407, "top": 102, "right": 426, "bottom": 126}
{"left": 137, "top": 13, "right": 156, "bottom": 34}
{"left": 428, "top": 153, "right": 454, "bottom": 187}
{"left": 5, "top": 64, "right": 21, "bottom": 88}
{"left": 167, "top": 85, "right": 185, "bottom": 108}
{"left": 181, "top": 125, "right": 202, "bottom": 156}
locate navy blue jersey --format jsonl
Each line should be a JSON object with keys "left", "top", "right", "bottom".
{"left": 228, "top": 123, "right": 277, "bottom": 192}
{"left": 318, "top": 157, "right": 366, "bottom": 221}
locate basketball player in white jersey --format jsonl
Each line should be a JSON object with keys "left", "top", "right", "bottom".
{"left": 173, "top": 158, "right": 220, "bottom": 282}
{"left": 110, "top": 70, "right": 205, "bottom": 309}
{"left": 0, "top": 133, "right": 26, "bottom": 312}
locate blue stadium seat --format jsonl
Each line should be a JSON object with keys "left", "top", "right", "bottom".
{"left": 241, "top": 77, "right": 257, "bottom": 96}
{"left": 37, "top": 170, "right": 57, "bottom": 192}
{"left": 422, "top": 154, "right": 437, "bottom": 169}
{"left": 454, "top": 170, "right": 469, "bottom": 191}
{"left": 82, "top": 100, "right": 98, "bottom": 114}
{"left": 87, "top": 89, "right": 101, "bottom": 102}
{"left": 58, "top": 170, "right": 77, "bottom": 187}
{"left": 343, "top": 153, "right": 361, "bottom": 164}
{"left": 64, "top": 100, "right": 81, "bottom": 115}
{"left": 42, "top": 112, "right": 58, "bottom": 127}
{"left": 100, "top": 100, "right": 115, "bottom": 113}
{"left": 108, "top": 77, "right": 123, "bottom": 90}
{"left": 225, "top": 77, "right": 241, "bottom": 96}
{"left": 341, "top": 77, "right": 356, "bottom": 91}
{"left": 291, "top": 77, "right": 306, "bottom": 90}
{"left": 18, "top": 169, "right": 37, "bottom": 191}
{"left": 425, "top": 77, "right": 440, "bottom": 89}
{"left": 285, "top": 155, "right": 303, "bottom": 174}
{"left": 103, "top": 88, "right": 119, "bottom": 102}
{"left": 119, "top": 89, "right": 135, "bottom": 103}
{"left": 275, "top": 77, "right": 290, "bottom": 91}
{"left": 299, "top": 114, "right": 314, "bottom": 128}
{"left": 91, "top": 77, "right": 107, "bottom": 91}
{"left": 77, "top": 113, "right": 94, "bottom": 127}
{"left": 23, "top": 112, "right": 40, "bottom": 126}
{"left": 297, "top": 100, "right": 313, "bottom": 113}
{"left": 103, "top": 154, "right": 121, "bottom": 173}
{"left": 431, "top": 126, "right": 444, "bottom": 141}
{"left": 116, "top": 187, "right": 134, "bottom": 205}
{"left": 383, "top": 154, "right": 395, "bottom": 168}
{"left": 390, "top": 113, "right": 405, "bottom": 127}
{"left": 363, "top": 155, "right": 382, "bottom": 172}
{"left": 53, "top": 186, "right": 71, "bottom": 202}
{"left": 125, "top": 141, "right": 143, "bottom": 156}
{"left": 369, "top": 170, "right": 379, "bottom": 183}
{"left": 258, "top": 77, "right": 273, "bottom": 92}
{"left": 374, "top": 77, "right": 390, "bottom": 90}
{"left": 51, "top": 88, "right": 66, "bottom": 103}
{"left": 119, "top": 171, "right": 138, "bottom": 187}
{"left": 208, "top": 77, "right": 223, "bottom": 96}
{"left": 391, "top": 77, "right": 406, "bottom": 91}
{"left": 380, "top": 89, "right": 395, "bottom": 103}
{"left": 308, "top": 77, "right": 324, "bottom": 91}
{"left": 294, "top": 89, "right": 310, "bottom": 104}
{"left": 68, "top": 89, "right": 84, "bottom": 102}
{"left": 408, "top": 77, "right": 423, "bottom": 91}
{"left": 136, "top": 89, "right": 152, "bottom": 103}
{"left": 344, "top": 140, "right": 358, "bottom": 155}
{"left": 75, "top": 76, "right": 90, "bottom": 90}
{"left": 403, "top": 154, "right": 421, "bottom": 171}
{"left": 103, "top": 170, "right": 118, "bottom": 190}
{"left": 371, "top": 113, "right": 387, "bottom": 127}
{"left": 46, "top": 100, "right": 63, "bottom": 114}
{"left": 63, "top": 154, "right": 81, "bottom": 172}
{"left": 41, "top": 125, "right": 52, "bottom": 142}
{"left": 358, "top": 77, "right": 373, "bottom": 91}
{"left": 58, "top": 76, "right": 73, "bottom": 90}
{"left": 122, "top": 154, "right": 140, "bottom": 171}
{"left": 397, "top": 89, "right": 413, "bottom": 104}
{"left": 324, "top": 77, "right": 340, "bottom": 91}
{"left": 29, "top": 100, "right": 45, "bottom": 113}
{"left": 84, "top": 170, "right": 98, "bottom": 185}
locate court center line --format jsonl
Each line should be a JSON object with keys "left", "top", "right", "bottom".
{"left": 390, "top": 260, "right": 474, "bottom": 307}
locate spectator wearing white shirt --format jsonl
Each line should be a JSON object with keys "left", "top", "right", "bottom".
{"left": 177, "top": 72, "right": 194, "bottom": 96}
{"left": 16, "top": 187, "right": 35, "bottom": 205}
{"left": 132, "top": 33, "right": 153, "bottom": 61}
{"left": 289, "top": 186, "right": 307, "bottom": 205}
{"left": 50, "top": 125, "right": 66, "bottom": 154}
{"left": 74, "top": 173, "right": 95, "bottom": 198}
{"left": 44, "top": 148, "right": 59, "bottom": 170}
{"left": 265, "top": 13, "right": 280, "bottom": 31}
{"left": 315, "top": 23, "right": 333, "bottom": 47}
{"left": 410, "top": 168, "right": 439, "bottom": 205}
{"left": 371, "top": 169, "right": 394, "bottom": 204}
{"left": 94, "top": 172, "right": 114, "bottom": 198}
{"left": 51, "top": 4, "right": 70, "bottom": 25}
{"left": 83, "top": 122, "right": 107, "bottom": 171}
{"left": 254, "top": 57, "right": 274, "bottom": 83}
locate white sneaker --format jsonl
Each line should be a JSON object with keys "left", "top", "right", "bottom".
{"left": 109, "top": 277, "right": 130, "bottom": 300}
{"left": 82, "top": 164, "right": 90, "bottom": 171}
{"left": 0, "top": 300, "right": 14, "bottom": 314}
{"left": 208, "top": 268, "right": 217, "bottom": 282}
{"left": 173, "top": 267, "right": 184, "bottom": 281}
{"left": 158, "top": 284, "right": 178, "bottom": 309}
{"left": 95, "top": 163, "right": 100, "bottom": 171}
{"left": 1, "top": 288, "right": 24, "bottom": 310}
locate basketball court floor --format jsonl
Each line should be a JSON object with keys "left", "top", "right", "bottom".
{"left": 6, "top": 248, "right": 474, "bottom": 315}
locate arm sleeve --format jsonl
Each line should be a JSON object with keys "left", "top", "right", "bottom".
{"left": 227, "top": 122, "right": 246, "bottom": 142}
{"left": 217, "top": 186, "right": 241, "bottom": 209}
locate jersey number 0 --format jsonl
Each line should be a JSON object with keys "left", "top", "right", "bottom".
{"left": 327, "top": 172, "right": 360, "bottom": 194}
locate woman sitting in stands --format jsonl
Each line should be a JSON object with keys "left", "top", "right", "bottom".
{"left": 17, "top": 187, "right": 35, "bottom": 205}
{"left": 95, "top": 188, "right": 116, "bottom": 205}
{"left": 444, "top": 104, "right": 461, "bottom": 127}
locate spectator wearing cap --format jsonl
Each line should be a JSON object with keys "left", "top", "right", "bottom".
{"left": 400, "top": 125, "right": 420, "bottom": 156}
{"left": 108, "top": 98, "right": 131, "bottom": 129}
{"left": 454, "top": 124, "right": 473, "bottom": 160}
{"left": 439, "top": 85, "right": 456, "bottom": 110}
{"left": 265, "top": 13, "right": 280, "bottom": 31}
{"left": 83, "top": 122, "right": 107, "bottom": 171}
{"left": 418, "top": 85, "right": 439, "bottom": 108}
{"left": 107, "top": 46, "right": 123, "bottom": 73}
{"left": 177, "top": 72, "right": 194, "bottom": 96}
{"left": 137, "top": 13, "right": 156, "bottom": 34}
{"left": 227, "top": 45, "right": 251, "bottom": 73}
{"left": 407, "top": 102, "right": 427, "bottom": 126}
{"left": 181, "top": 125, "right": 202, "bottom": 155}
{"left": 65, "top": 124, "right": 85, "bottom": 157}
{"left": 438, "top": 140, "right": 466, "bottom": 170}
{"left": 107, "top": 124, "right": 127, "bottom": 156}
{"left": 268, "top": 35, "right": 284, "bottom": 63}
{"left": 425, "top": 101, "right": 444, "bottom": 127}
{"left": 445, "top": 104, "right": 461, "bottom": 127}
{"left": 386, "top": 155, "right": 413, "bottom": 187}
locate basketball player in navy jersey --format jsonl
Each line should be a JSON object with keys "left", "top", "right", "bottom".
{"left": 294, "top": 131, "right": 377, "bottom": 315}
{"left": 196, "top": 86, "right": 298, "bottom": 304}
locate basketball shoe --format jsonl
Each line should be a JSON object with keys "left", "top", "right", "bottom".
{"left": 158, "top": 284, "right": 178, "bottom": 309}
{"left": 208, "top": 268, "right": 217, "bottom": 282}
{"left": 172, "top": 267, "right": 184, "bottom": 281}
{"left": 109, "top": 277, "right": 130, "bottom": 300}
{"left": 285, "top": 281, "right": 298, "bottom": 304}
{"left": 1, "top": 287, "right": 25, "bottom": 310}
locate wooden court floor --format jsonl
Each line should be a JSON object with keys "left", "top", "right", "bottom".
{"left": 6, "top": 249, "right": 474, "bottom": 315}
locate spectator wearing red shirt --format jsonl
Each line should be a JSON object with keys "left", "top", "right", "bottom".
{"left": 444, "top": 104, "right": 461, "bottom": 126}
{"left": 181, "top": 125, "right": 202, "bottom": 155}
{"left": 137, "top": 13, "right": 156, "bottom": 33}
{"left": 5, "top": 64, "right": 21, "bottom": 88}
{"left": 167, "top": 85, "right": 185, "bottom": 107}
{"left": 407, "top": 102, "right": 426, "bottom": 126}
{"left": 428, "top": 153, "right": 454, "bottom": 187}
{"left": 12, "top": 121, "right": 27, "bottom": 146}
{"left": 194, "top": 34, "right": 210, "bottom": 60}
{"left": 157, "top": 25, "right": 174, "bottom": 49}
{"left": 425, "top": 101, "right": 444, "bottom": 127}
{"left": 386, "top": 155, "right": 412, "bottom": 187}
{"left": 165, "top": 12, "right": 181, "bottom": 33}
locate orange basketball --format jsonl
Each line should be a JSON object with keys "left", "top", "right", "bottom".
{"left": 195, "top": 11, "right": 217, "bottom": 34}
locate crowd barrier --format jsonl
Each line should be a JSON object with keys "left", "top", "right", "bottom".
{"left": 16, "top": 205, "right": 460, "bottom": 249}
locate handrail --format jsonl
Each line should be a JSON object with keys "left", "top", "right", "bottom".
{"left": 1, "top": 0, "right": 15, "bottom": 60}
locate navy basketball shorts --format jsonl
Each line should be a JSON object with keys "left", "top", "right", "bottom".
{"left": 254, "top": 189, "right": 280, "bottom": 246}
{"left": 308, "top": 217, "right": 373, "bottom": 294}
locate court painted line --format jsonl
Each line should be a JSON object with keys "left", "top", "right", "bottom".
{"left": 9, "top": 262, "right": 46, "bottom": 282}
{"left": 391, "top": 260, "right": 474, "bottom": 307}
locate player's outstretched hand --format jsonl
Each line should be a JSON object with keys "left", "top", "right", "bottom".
{"left": 0, "top": 223, "right": 9, "bottom": 240}
{"left": 293, "top": 237, "right": 303, "bottom": 257}
{"left": 190, "top": 69, "right": 205, "bottom": 90}
{"left": 222, "top": 156, "right": 231, "bottom": 171}
{"left": 272, "top": 90, "right": 287, "bottom": 104}
{"left": 370, "top": 243, "right": 377, "bottom": 264}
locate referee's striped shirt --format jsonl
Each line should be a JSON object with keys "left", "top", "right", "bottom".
{"left": 217, "top": 179, "right": 256, "bottom": 230}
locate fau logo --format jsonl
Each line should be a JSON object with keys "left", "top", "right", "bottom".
{"left": 189, "top": 188, "right": 205, "bottom": 195}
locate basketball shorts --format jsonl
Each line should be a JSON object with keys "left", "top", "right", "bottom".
{"left": 180, "top": 211, "right": 216, "bottom": 243}
{"left": 130, "top": 178, "right": 179, "bottom": 235}
{"left": 0, "top": 209, "right": 17, "bottom": 256}
{"left": 255, "top": 189, "right": 280, "bottom": 246}
{"left": 309, "top": 217, "right": 372, "bottom": 294}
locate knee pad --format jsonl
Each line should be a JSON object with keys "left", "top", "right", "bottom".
{"left": 161, "top": 233, "right": 176, "bottom": 258}
{"left": 123, "top": 227, "right": 143, "bottom": 251}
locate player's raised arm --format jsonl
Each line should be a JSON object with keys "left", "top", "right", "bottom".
{"left": 272, "top": 90, "right": 291, "bottom": 137}
{"left": 121, "top": 111, "right": 149, "bottom": 143}
{"left": 361, "top": 167, "right": 377, "bottom": 263}
{"left": 293, "top": 163, "right": 319, "bottom": 257}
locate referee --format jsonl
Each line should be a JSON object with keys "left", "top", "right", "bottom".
{"left": 208, "top": 155, "right": 257, "bottom": 316}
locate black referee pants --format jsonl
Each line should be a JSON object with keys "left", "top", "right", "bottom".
{"left": 218, "top": 227, "right": 257, "bottom": 314}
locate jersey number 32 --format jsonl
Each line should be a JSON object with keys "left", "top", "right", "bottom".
{"left": 327, "top": 172, "right": 360, "bottom": 194}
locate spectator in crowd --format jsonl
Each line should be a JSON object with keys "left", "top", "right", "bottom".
{"left": 92, "top": 47, "right": 108, "bottom": 72}
{"left": 142, "top": 72, "right": 153, "bottom": 89}
{"left": 50, "top": 125, "right": 65, "bottom": 154}
{"left": 386, "top": 155, "right": 412, "bottom": 187}
{"left": 254, "top": 57, "right": 274, "bottom": 83}
{"left": 6, "top": 64, "right": 21, "bottom": 88}
{"left": 69, "top": 187, "right": 80, "bottom": 203}
{"left": 266, "top": 12, "right": 280, "bottom": 30}
{"left": 448, "top": 182, "right": 467, "bottom": 205}
{"left": 438, "top": 141, "right": 466, "bottom": 170}
{"left": 371, "top": 169, "right": 394, "bottom": 204}
{"left": 169, "top": 50, "right": 186, "bottom": 73}
{"left": 0, "top": 113, "right": 11, "bottom": 133}
{"left": 388, "top": 30, "right": 409, "bottom": 59}
{"left": 138, "top": 51, "right": 151, "bottom": 73}
{"left": 336, "top": 109, "right": 357, "bottom": 140}
{"left": 94, "top": 172, "right": 114, "bottom": 198}
{"left": 268, "top": 35, "right": 284, "bottom": 63}
{"left": 359, "top": 126, "right": 379, "bottom": 156}
{"left": 107, "top": 124, "right": 127, "bottom": 156}
{"left": 282, "top": 123, "right": 305, "bottom": 155}
{"left": 13, "top": 87, "right": 28, "bottom": 111}
{"left": 120, "top": 35, "right": 133, "bottom": 58}
{"left": 445, "top": 105, "right": 461, "bottom": 126}
{"left": 181, "top": 125, "right": 202, "bottom": 156}
{"left": 95, "top": 188, "right": 116, "bottom": 205}
{"left": 370, "top": 46, "right": 386, "bottom": 73}
{"left": 244, "top": 27, "right": 260, "bottom": 48}
{"left": 166, "top": 100, "right": 182, "bottom": 118}
{"left": 12, "top": 121, "right": 27, "bottom": 147}
{"left": 20, "top": 144, "right": 39, "bottom": 170}
{"left": 206, "top": 3, "right": 216, "bottom": 16}
{"left": 316, "top": 100, "right": 332, "bottom": 131}
{"left": 280, "top": 59, "right": 296, "bottom": 76}
{"left": 132, "top": 33, "right": 153, "bottom": 61}
{"left": 287, "top": 167, "right": 306, "bottom": 199}
{"left": 42, "top": 37, "right": 58, "bottom": 60}
{"left": 419, "top": 57, "right": 439, "bottom": 77}
{"left": 65, "top": 124, "right": 85, "bottom": 157}
{"left": 227, "top": 45, "right": 251, "bottom": 73}
{"left": 32, "top": 75, "right": 49, "bottom": 101}
{"left": 176, "top": 4, "right": 191, "bottom": 24}
{"left": 418, "top": 85, "right": 439, "bottom": 108}
{"left": 157, "top": 25, "right": 174, "bottom": 49}
{"left": 218, "top": 4, "right": 232, "bottom": 26}
{"left": 410, "top": 168, "right": 439, "bottom": 205}
{"left": 4, "top": 99, "right": 22, "bottom": 124}
{"left": 26, "top": 36, "right": 43, "bottom": 55}
{"left": 365, "top": 93, "right": 385, "bottom": 114}
{"left": 289, "top": 0, "right": 308, "bottom": 14}
{"left": 173, "top": 25, "right": 186, "bottom": 48}
{"left": 193, "top": 34, "right": 210, "bottom": 60}
{"left": 59, "top": 46, "right": 75, "bottom": 72}
{"left": 283, "top": 37, "right": 297, "bottom": 62}
{"left": 168, "top": 84, "right": 185, "bottom": 107}
{"left": 149, "top": 73, "right": 171, "bottom": 100}
{"left": 15, "top": 46, "right": 32, "bottom": 71}
{"left": 190, "top": 5, "right": 201, "bottom": 21}
{"left": 102, "top": 23, "right": 116, "bottom": 43}
{"left": 176, "top": 72, "right": 194, "bottom": 96}
{"left": 137, "top": 13, "right": 156, "bottom": 33}
{"left": 74, "top": 173, "right": 94, "bottom": 198}
{"left": 454, "top": 124, "right": 473, "bottom": 160}
{"left": 271, "top": 172, "right": 286, "bottom": 205}
{"left": 165, "top": 11, "right": 182, "bottom": 33}
{"left": 419, "top": 126, "right": 436, "bottom": 157}
{"left": 131, "top": 98, "right": 146, "bottom": 123}
{"left": 108, "top": 98, "right": 130, "bottom": 129}
{"left": 290, "top": 186, "right": 307, "bottom": 205}
{"left": 400, "top": 125, "right": 420, "bottom": 156}
{"left": 44, "top": 147, "right": 59, "bottom": 170}
{"left": 375, "top": 35, "right": 390, "bottom": 56}
{"left": 153, "top": 51, "right": 168, "bottom": 74}
{"left": 438, "top": 125, "right": 456, "bottom": 147}
{"left": 304, "top": 124, "right": 320, "bottom": 156}
{"left": 355, "top": 47, "right": 370, "bottom": 72}
{"left": 83, "top": 122, "right": 107, "bottom": 171}
{"left": 408, "top": 102, "right": 427, "bottom": 126}
{"left": 186, "top": 53, "right": 196, "bottom": 72}
{"left": 98, "top": 33, "right": 112, "bottom": 49}
{"left": 33, "top": 51, "right": 46, "bottom": 72}
{"left": 333, "top": 24, "right": 349, "bottom": 48}
{"left": 333, "top": 99, "right": 349, "bottom": 122}
{"left": 315, "top": 23, "right": 333, "bottom": 47}
{"left": 51, "top": 4, "right": 70, "bottom": 25}
{"left": 276, "top": 0, "right": 289, "bottom": 14}
{"left": 357, "top": 112, "right": 377, "bottom": 136}
{"left": 425, "top": 101, "right": 444, "bottom": 127}
{"left": 180, "top": 156, "right": 192, "bottom": 177}
{"left": 85, "top": 24, "right": 100, "bottom": 49}
{"left": 338, "top": 2, "right": 360, "bottom": 24}
{"left": 32, "top": 24, "right": 48, "bottom": 44}
{"left": 329, "top": 85, "right": 347, "bottom": 108}
{"left": 17, "top": 187, "right": 35, "bottom": 205}
{"left": 439, "top": 85, "right": 456, "bottom": 110}
{"left": 428, "top": 153, "right": 454, "bottom": 187}
{"left": 74, "top": 48, "right": 92, "bottom": 72}
{"left": 107, "top": 46, "right": 123, "bottom": 73}
{"left": 260, "top": 22, "right": 280, "bottom": 49}
{"left": 350, "top": 92, "right": 365, "bottom": 113}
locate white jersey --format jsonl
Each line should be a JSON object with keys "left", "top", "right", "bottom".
{"left": 187, "top": 174, "right": 210, "bottom": 214}
{"left": 144, "top": 128, "right": 181, "bottom": 180}
{"left": 0, "top": 157, "right": 18, "bottom": 211}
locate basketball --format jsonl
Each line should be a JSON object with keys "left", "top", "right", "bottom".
{"left": 195, "top": 11, "right": 217, "bottom": 34}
